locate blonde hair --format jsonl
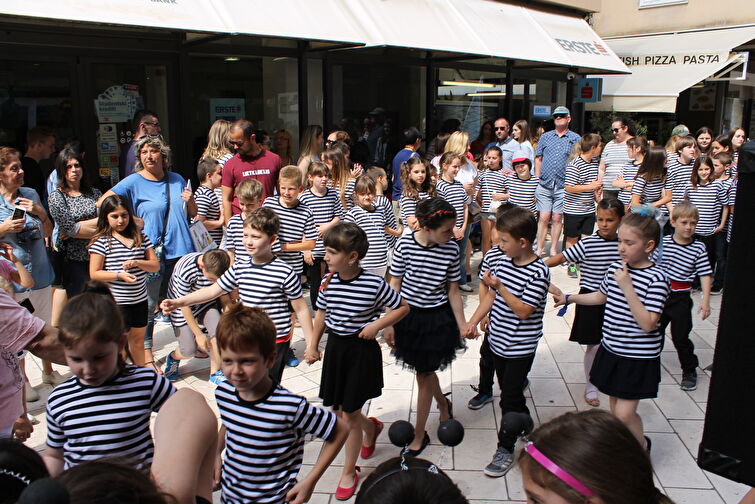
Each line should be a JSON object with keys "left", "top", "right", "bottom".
{"left": 298, "top": 125, "right": 323, "bottom": 163}
{"left": 672, "top": 200, "right": 699, "bottom": 221}
{"left": 279, "top": 165, "right": 303, "bottom": 187}
{"left": 322, "top": 148, "right": 351, "bottom": 208}
{"left": 444, "top": 131, "right": 470, "bottom": 157}
{"left": 235, "top": 178, "right": 263, "bottom": 203}
{"left": 202, "top": 120, "right": 232, "bottom": 160}
{"left": 134, "top": 136, "right": 171, "bottom": 171}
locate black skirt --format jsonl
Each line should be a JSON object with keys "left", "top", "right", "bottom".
{"left": 568, "top": 288, "right": 605, "bottom": 346}
{"left": 319, "top": 330, "right": 383, "bottom": 413}
{"left": 589, "top": 344, "right": 660, "bottom": 400}
{"left": 393, "top": 303, "right": 465, "bottom": 374}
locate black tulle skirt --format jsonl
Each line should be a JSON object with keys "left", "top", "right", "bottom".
{"left": 393, "top": 303, "right": 465, "bottom": 374}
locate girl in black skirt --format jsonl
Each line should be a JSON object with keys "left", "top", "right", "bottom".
{"left": 387, "top": 198, "right": 468, "bottom": 457}
{"left": 554, "top": 209, "right": 670, "bottom": 450}
{"left": 305, "top": 222, "right": 409, "bottom": 500}
{"left": 547, "top": 198, "right": 624, "bottom": 407}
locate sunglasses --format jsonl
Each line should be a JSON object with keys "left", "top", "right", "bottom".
{"left": 611, "top": 128, "right": 621, "bottom": 133}
{"left": 553, "top": 114, "right": 568, "bottom": 119}
{"left": 229, "top": 140, "right": 244, "bottom": 148}
{"left": 325, "top": 139, "right": 336, "bottom": 145}
{"left": 494, "top": 126, "right": 508, "bottom": 131}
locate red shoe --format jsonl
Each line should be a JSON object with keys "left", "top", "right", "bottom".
{"left": 335, "top": 469, "right": 360, "bottom": 501}
{"left": 360, "top": 417, "right": 384, "bottom": 459}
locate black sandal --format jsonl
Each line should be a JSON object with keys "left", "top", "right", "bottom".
{"left": 403, "top": 431, "right": 430, "bottom": 457}
{"left": 145, "top": 360, "right": 163, "bottom": 375}
{"left": 442, "top": 392, "right": 454, "bottom": 420}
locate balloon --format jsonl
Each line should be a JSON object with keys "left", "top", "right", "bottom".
{"left": 388, "top": 420, "right": 415, "bottom": 447}
{"left": 437, "top": 419, "right": 464, "bottom": 447}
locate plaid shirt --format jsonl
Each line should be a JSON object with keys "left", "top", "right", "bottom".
{"left": 535, "top": 129, "right": 581, "bottom": 188}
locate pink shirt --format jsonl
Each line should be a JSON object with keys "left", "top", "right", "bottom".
{"left": 0, "top": 259, "right": 15, "bottom": 284}
{"left": 221, "top": 150, "right": 282, "bottom": 215}
{"left": 0, "top": 289, "right": 46, "bottom": 431}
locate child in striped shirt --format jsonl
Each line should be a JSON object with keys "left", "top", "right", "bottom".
{"left": 613, "top": 136, "right": 647, "bottom": 210}
{"left": 225, "top": 178, "right": 263, "bottom": 263}
{"left": 299, "top": 161, "right": 343, "bottom": 306}
{"left": 214, "top": 303, "right": 348, "bottom": 504}
{"left": 163, "top": 249, "right": 231, "bottom": 384}
{"left": 365, "top": 166, "right": 401, "bottom": 252}
{"left": 436, "top": 152, "right": 472, "bottom": 291}
{"left": 305, "top": 222, "right": 408, "bottom": 500}
{"left": 89, "top": 194, "right": 160, "bottom": 369}
{"left": 465, "top": 206, "right": 550, "bottom": 478}
{"left": 476, "top": 145, "right": 507, "bottom": 255}
{"left": 548, "top": 199, "right": 624, "bottom": 407}
{"left": 344, "top": 175, "right": 393, "bottom": 277}
{"left": 399, "top": 156, "right": 434, "bottom": 232}
{"left": 44, "top": 282, "right": 175, "bottom": 475}
{"left": 657, "top": 202, "right": 712, "bottom": 391}
{"left": 505, "top": 153, "right": 540, "bottom": 214}
{"left": 630, "top": 146, "right": 672, "bottom": 220}
{"left": 555, "top": 210, "right": 670, "bottom": 452}
{"left": 193, "top": 158, "right": 224, "bottom": 246}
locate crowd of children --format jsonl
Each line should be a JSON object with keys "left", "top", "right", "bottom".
{"left": 5, "top": 123, "right": 745, "bottom": 504}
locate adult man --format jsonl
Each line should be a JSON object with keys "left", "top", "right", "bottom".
{"left": 21, "top": 126, "right": 55, "bottom": 201}
{"left": 534, "top": 106, "right": 581, "bottom": 257}
{"left": 485, "top": 117, "right": 520, "bottom": 170}
{"left": 119, "top": 109, "right": 161, "bottom": 180}
{"left": 599, "top": 117, "right": 634, "bottom": 199}
{"left": 221, "top": 119, "right": 282, "bottom": 224}
{"left": 390, "top": 127, "right": 422, "bottom": 214}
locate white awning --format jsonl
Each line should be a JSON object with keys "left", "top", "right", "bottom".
{"left": 586, "top": 25, "right": 755, "bottom": 113}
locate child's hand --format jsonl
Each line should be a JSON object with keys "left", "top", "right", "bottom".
{"left": 452, "top": 227, "right": 463, "bottom": 241}
{"left": 614, "top": 261, "right": 632, "bottom": 289}
{"left": 479, "top": 315, "right": 490, "bottom": 334}
{"left": 464, "top": 323, "right": 480, "bottom": 340}
{"left": 213, "top": 453, "right": 223, "bottom": 490}
{"left": 481, "top": 270, "right": 501, "bottom": 290}
{"left": 698, "top": 301, "right": 711, "bottom": 320}
{"left": 195, "top": 332, "right": 210, "bottom": 352}
{"left": 713, "top": 225, "right": 724, "bottom": 234}
{"left": 304, "top": 345, "right": 321, "bottom": 364}
{"left": 160, "top": 299, "right": 180, "bottom": 314}
{"left": 359, "top": 322, "right": 379, "bottom": 340}
{"left": 501, "top": 168, "right": 514, "bottom": 176}
{"left": 119, "top": 272, "right": 138, "bottom": 283}
{"left": 383, "top": 326, "right": 396, "bottom": 347}
{"left": 303, "top": 251, "right": 314, "bottom": 266}
{"left": 407, "top": 216, "right": 420, "bottom": 231}
{"left": 589, "top": 179, "right": 602, "bottom": 190}
{"left": 0, "top": 242, "right": 18, "bottom": 263}
{"left": 552, "top": 291, "right": 567, "bottom": 307}
{"left": 12, "top": 414, "right": 33, "bottom": 443}
{"left": 285, "top": 478, "right": 315, "bottom": 504}
{"left": 121, "top": 259, "right": 139, "bottom": 270}
{"left": 350, "top": 163, "right": 363, "bottom": 178}
{"left": 316, "top": 223, "right": 326, "bottom": 238}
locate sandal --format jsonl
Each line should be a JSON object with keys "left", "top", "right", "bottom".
{"left": 442, "top": 392, "right": 454, "bottom": 420}
{"left": 145, "top": 361, "right": 163, "bottom": 375}
{"left": 584, "top": 390, "right": 600, "bottom": 407}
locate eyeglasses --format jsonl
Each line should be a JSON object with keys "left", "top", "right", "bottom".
{"left": 494, "top": 126, "right": 508, "bottom": 131}
{"left": 553, "top": 114, "right": 568, "bottom": 119}
{"left": 229, "top": 140, "right": 244, "bottom": 148}
{"left": 611, "top": 128, "right": 620, "bottom": 133}
{"left": 142, "top": 121, "right": 160, "bottom": 127}
{"left": 325, "top": 139, "right": 336, "bottom": 145}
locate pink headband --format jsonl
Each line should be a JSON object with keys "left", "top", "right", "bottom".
{"left": 524, "top": 442, "right": 596, "bottom": 497}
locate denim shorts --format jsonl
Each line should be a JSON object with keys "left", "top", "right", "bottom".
{"left": 535, "top": 184, "right": 564, "bottom": 214}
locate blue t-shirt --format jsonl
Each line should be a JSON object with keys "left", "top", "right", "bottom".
{"left": 391, "top": 148, "right": 419, "bottom": 200}
{"left": 112, "top": 172, "right": 194, "bottom": 260}
{"left": 0, "top": 187, "right": 54, "bottom": 291}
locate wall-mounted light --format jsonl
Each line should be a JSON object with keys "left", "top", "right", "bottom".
{"left": 467, "top": 92, "right": 507, "bottom": 96}
{"left": 224, "top": 57, "right": 240, "bottom": 62}
{"left": 441, "top": 80, "right": 495, "bottom": 88}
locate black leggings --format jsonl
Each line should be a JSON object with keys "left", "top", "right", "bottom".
{"left": 306, "top": 257, "right": 328, "bottom": 307}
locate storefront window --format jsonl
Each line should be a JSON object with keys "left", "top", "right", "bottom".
{"left": 435, "top": 67, "right": 506, "bottom": 140}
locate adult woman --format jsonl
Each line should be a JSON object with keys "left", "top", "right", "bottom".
{"left": 728, "top": 127, "right": 747, "bottom": 163}
{"left": 512, "top": 119, "right": 535, "bottom": 163}
{"left": 470, "top": 121, "right": 494, "bottom": 159}
{"left": 695, "top": 126, "right": 714, "bottom": 159}
{"left": 48, "top": 149, "right": 101, "bottom": 298}
{"left": 201, "top": 119, "right": 233, "bottom": 168}
{"left": 99, "top": 136, "right": 196, "bottom": 372}
{"left": 326, "top": 130, "right": 352, "bottom": 149}
{"left": 0, "top": 147, "right": 59, "bottom": 386}
{"left": 273, "top": 129, "right": 295, "bottom": 166}
{"left": 297, "top": 124, "right": 324, "bottom": 177}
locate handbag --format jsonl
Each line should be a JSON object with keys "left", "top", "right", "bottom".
{"left": 146, "top": 176, "right": 171, "bottom": 282}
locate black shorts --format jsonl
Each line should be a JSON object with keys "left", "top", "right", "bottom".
{"left": 119, "top": 300, "right": 148, "bottom": 329}
{"left": 564, "top": 213, "right": 596, "bottom": 238}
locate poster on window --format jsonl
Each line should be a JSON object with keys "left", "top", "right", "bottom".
{"left": 210, "top": 98, "right": 245, "bottom": 122}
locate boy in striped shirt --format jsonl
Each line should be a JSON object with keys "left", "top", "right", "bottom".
{"left": 225, "top": 178, "right": 263, "bottom": 263}
{"left": 658, "top": 202, "right": 712, "bottom": 391}
{"left": 465, "top": 207, "right": 550, "bottom": 478}
{"left": 194, "top": 158, "right": 225, "bottom": 246}
{"left": 213, "top": 304, "right": 348, "bottom": 504}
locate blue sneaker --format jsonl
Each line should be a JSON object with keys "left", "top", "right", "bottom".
{"left": 286, "top": 348, "right": 300, "bottom": 368}
{"left": 154, "top": 312, "right": 171, "bottom": 324}
{"left": 209, "top": 370, "right": 227, "bottom": 385}
{"left": 163, "top": 352, "right": 180, "bottom": 381}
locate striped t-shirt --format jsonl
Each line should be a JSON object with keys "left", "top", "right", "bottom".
{"left": 88, "top": 234, "right": 153, "bottom": 305}
{"left": 316, "top": 270, "right": 402, "bottom": 335}
{"left": 564, "top": 156, "right": 599, "bottom": 215}
{"left": 436, "top": 178, "right": 468, "bottom": 228}
{"left": 215, "top": 382, "right": 336, "bottom": 504}
{"left": 375, "top": 194, "right": 399, "bottom": 249}
{"left": 505, "top": 173, "right": 539, "bottom": 213}
{"left": 225, "top": 213, "right": 248, "bottom": 261}
{"left": 599, "top": 261, "right": 669, "bottom": 359}
{"left": 682, "top": 180, "right": 728, "bottom": 236}
{"left": 618, "top": 161, "right": 641, "bottom": 205}
{"left": 727, "top": 178, "right": 737, "bottom": 242}
{"left": 478, "top": 246, "right": 506, "bottom": 279}
{"left": 46, "top": 365, "right": 175, "bottom": 470}
{"left": 194, "top": 184, "right": 223, "bottom": 245}
{"left": 631, "top": 176, "right": 668, "bottom": 215}
{"left": 167, "top": 252, "right": 219, "bottom": 327}
{"left": 561, "top": 232, "right": 620, "bottom": 291}
{"left": 263, "top": 197, "right": 317, "bottom": 276}
{"left": 667, "top": 158, "right": 694, "bottom": 207}
{"left": 390, "top": 232, "right": 460, "bottom": 308}
{"left": 476, "top": 168, "right": 508, "bottom": 211}
{"left": 344, "top": 205, "right": 391, "bottom": 270}
{"left": 600, "top": 140, "right": 631, "bottom": 190}
{"left": 216, "top": 257, "right": 301, "bottom": 342}
{"left": 298, "top": 188, "right": 344, "bottom": 258}
{"left": 399, "top": 192, "right": 430, "bottom": 228}
{"left": 659, "top": 235, "right": 712, "bottom": 287}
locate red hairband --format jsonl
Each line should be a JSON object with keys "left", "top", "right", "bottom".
{"left": 431, "top": 209, "right": 454, "bottom": 216}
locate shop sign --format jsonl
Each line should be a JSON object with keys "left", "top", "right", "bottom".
{"left": 98, "top": 124, "right": 120, "bottom": 182}
{"left": 210, "top": 98, "right": 245, "bottom": 122}
{"left": 554, "top": 38, "right": 612, "bottom": 57}
{"left": 619, "top": 52, "right": 726, "bottom": 66}
{"left": 94, "top": 85, "right": 139, "bottom": 123}
{"left": 576, "top": 78, "right": 602, "bottom": 103}
{"left": 533, "top": 105, "right": 552, "bottom": 117}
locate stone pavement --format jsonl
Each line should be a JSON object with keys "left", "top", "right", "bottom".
{"left": 22, "top": 251, "right": 751, "bottom": 503}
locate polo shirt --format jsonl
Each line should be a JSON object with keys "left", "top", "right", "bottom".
{"left": 534, "top": 129, "right": 581, "bottom": 188}
{"left": 391, "top": 148, "right": 419, "bottom": 200}
{"left": 221, "top": 150, "right": 283, "bottom": 214}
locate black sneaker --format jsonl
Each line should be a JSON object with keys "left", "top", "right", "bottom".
{"left": 680, "top": 371, "right": 697, "bottom": 391}
{"left": 711, "top": 288, "right": 722, "bottom": 296}
{"left": 467, "top": 393, "right": 494, "bottom": 410}
{"left": 484, "top": 446, "right": 514, "bottom": 477}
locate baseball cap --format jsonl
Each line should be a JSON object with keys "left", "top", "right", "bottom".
{"left": 368, "top": 107, "right": 386, "bottom": 116}
{"left": 511, "top": 151, "right": 532, "bottom": 166}
{"left": 671, "top": 124, "right": 690, "bottom": 136}
{"left": 553, "top": 106, "right": 570, "bottom": 116}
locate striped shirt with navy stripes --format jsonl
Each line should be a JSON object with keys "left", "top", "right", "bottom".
{"left": 216, "top": 257, "right": 301, "bottom": 341}
{"left": 88, "top": 234, "right": 153, "bottom": 305}
{"left": 167, "top": 252, "right": 219, "bottom": 327}
{"left": 667, "top": 158, "right": 694, "bottom": 207}
{"left": 215, "top": 382, "right": 336, "bottom": 504}
{"left": 46, "top": 365, "right": 175, "bottom": 470}
{"left": 389, "top": 232, "right": 460, "bottom": 308}
{"left": 600, "top": 140, "right": 632, "bottom": 191}
{"left": 225, "top": 213, "right": 248, "bottom": 260}
{"left": 659, "top": 235, "right": 712, "bottom": 287}
{"left": 436, "top": 178, "right": 468, "bottom": 228}
{"left": 478, "top": 246, "right": 506, "bottom": 279}
{"left": 375, "top": 194, "right": 399, "bottom": 249}
{"left": 727, "top": 178, "right": 737, "bottom": 242}
{"left": 631, "top": 176, "right": 668, "bottom": 215}
{"left": 599, "top": 261, "right": 669, "bottom": 359}
{"left": 263, "top": 197, "right": 317, "bottom": 275}
{"left": 618, "top": 161, "right": 641, "bottom": 205}
{"left": 561, "top": 232, "right": 620, "bottom": 291}
{"left": 487, "top": 256, "right": 550, "bottom": 358}
{"left": 399, "top": 192, "right": 429, "bottom": 228}
{"left": 476, "top": 168, "right": 508, "bottom": 211}
{"left": 194, "top": 184, "right": 223, "bottom": 245}
{"left": 316, "top": 270, "right": 402, "bottom": 334}
{"left": 298, "top": 188, "right": 344, "bottom": 258}
{"left": 505, "top": 173, "right": 539, "bottom": 212}
{"left": 682, "top": 180, "right": 728, "bottom": 236}
{"left": 564, "top": 156, "right": 599, "bottom": 215}
{"left": 344, "top": 205, "right": 391, "bottom": 270}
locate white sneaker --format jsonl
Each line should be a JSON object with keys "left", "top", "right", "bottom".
{"left": 25, "top": 381, "right": 40, "bottom": 402}
{"left": 460, "top": 284, "right": 474, "bottom": 293}
{"left": 43, "top": 370, "right": 66, "bottom": 386}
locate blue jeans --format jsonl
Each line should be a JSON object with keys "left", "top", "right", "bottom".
{"left": 145, "top": 257, "right": 179, "bottom": 349}
{"left": 458, "top": 223, "right": 473, "bottom": 286}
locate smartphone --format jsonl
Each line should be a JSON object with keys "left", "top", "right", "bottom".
{"left": 12, "top": 207, "right": 26, "bottom": 220}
